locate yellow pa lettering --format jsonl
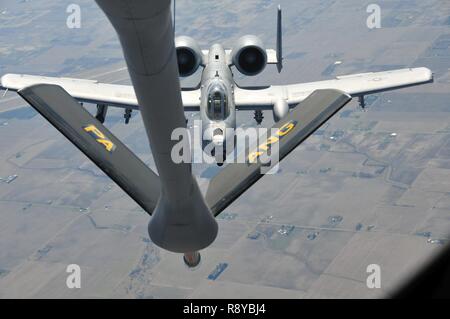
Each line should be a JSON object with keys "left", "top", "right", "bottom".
{"left": 83, "top": 125, "right": 116, "bottom": 152}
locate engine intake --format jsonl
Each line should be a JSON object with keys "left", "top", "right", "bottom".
{"left": 175, "top": 36, "right": 202, "bottom": 77}
{"left": 231, "top": 35, "right": 267, "bottom": 76}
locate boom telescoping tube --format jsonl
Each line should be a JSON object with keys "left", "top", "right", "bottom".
{"left": 95, "top": 0, "right": 217, "bottom": 253}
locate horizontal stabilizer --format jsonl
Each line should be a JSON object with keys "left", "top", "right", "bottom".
{"left": 18, "top": 84, "right": 160, "bottom": 215}
{"left": 205, "top": 89, "right": 352, "bottom": 216}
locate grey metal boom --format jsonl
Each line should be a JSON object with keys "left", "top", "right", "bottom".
{"left": 95, "top": 0, "right": 217, "bottom": 254}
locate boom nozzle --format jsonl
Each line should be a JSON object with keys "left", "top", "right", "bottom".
{"left": 183, "top": 251, "right": 201, "bottom": 268}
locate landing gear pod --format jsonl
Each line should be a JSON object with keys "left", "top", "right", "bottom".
{"left": 273, "top": 99, "right": 289, "bottom": 122}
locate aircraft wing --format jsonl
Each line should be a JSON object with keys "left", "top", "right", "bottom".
{"left": 17, "top": 83, "right": 161, "bottom": 215}
{"left": 0, "top": 73, "right": 201, "bottom": 111}
{"left": 234, "top": 67, "right": 433, "bottom": 110}
{"left": 205, "top": 89, "right": 352, "bottom": 216}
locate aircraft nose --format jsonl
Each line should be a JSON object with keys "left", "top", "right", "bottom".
{"left": 212, "top": 133, "right": 224, "bottom": 145}
{"left": 203, "top": 126, "right": 227, "bottom": 160}
{"left": 212, "top": 128, "right": 224, "bottom": 145}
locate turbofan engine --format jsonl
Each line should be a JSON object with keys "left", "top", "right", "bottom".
{"left": 175, "top": 36, "right": 203, "bottom": 77}
{"left": 231, "top": 35, "right": 267, "bottom": 76}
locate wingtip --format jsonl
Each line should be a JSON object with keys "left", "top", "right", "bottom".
{"left": 415, "top": 67, "right": 433, "bottom": 80}
{"left": 420, "top": 67, "right": 434, "bottom": 83}
{"left": 0, "top": 73, "right": 10, "bottom": 89}
{"left": 408, "top": 67, "right": 434, "bottom": 83}
{"left": 0, "top": 73, "right": 20, "bottom": 90}
{"left": 424, "top": 67, "right": 434, "bottom": 82}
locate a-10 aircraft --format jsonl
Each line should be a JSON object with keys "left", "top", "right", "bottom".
{"left": 0, "top": 0, "right": 433, "bottom": 267}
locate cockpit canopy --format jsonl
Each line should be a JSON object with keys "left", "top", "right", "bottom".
{"left": 207, "top": 82, "right": 229, "bottom": 121}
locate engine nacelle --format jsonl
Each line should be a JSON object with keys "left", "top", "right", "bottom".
{"left": 231, "top": 35, "right": 267, "bottom": 76}
{"left": 175, "top": 36, "right": 203, "bottom": 77}
{"left": 273, "top": 99, "right": 289, "bottom": 122}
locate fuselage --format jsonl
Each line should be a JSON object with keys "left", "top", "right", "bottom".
{"left": 199, "top": 44, "right": 236, "bottom": 158}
